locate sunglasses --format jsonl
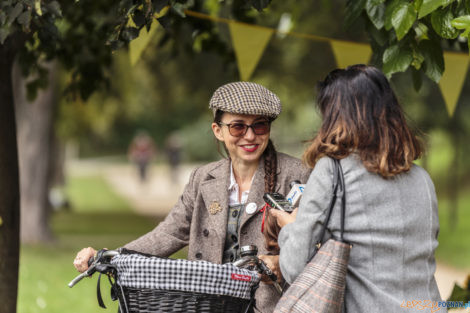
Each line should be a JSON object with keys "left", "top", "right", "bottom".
{"left": 218, "top": 121, "right": 271, "bottom": 137}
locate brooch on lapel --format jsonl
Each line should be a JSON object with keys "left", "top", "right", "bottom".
{"left": 209, "top": 201, "right": 222, "bottom": 215}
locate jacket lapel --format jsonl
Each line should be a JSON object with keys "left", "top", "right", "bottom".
{"left": 200, "top": 160, "right": 230, "bottom": 243}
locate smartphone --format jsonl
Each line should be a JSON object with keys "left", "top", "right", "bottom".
{"left": 263, "top": 192, "right": 294, "bottom": 213}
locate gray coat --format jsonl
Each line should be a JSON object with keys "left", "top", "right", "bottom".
{"left": 125, "top": 152, "right": 311, "bottom": 313}
{"left": 278, "top": 155, "right": 444, "bottom": 313}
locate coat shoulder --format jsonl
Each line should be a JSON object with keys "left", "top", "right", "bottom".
{"left": 189, "top": 158, "right": 229, "bottom": 183}
{"left": 276, "top": 152, "right": 311, "bottom": 179}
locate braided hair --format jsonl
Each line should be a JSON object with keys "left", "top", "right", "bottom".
{"left": 262, "top": 139, "right": 282, "bottom": 253}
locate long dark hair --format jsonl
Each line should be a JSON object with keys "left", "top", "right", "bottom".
{"left": 303, "top": 64, "right": 423, "bottom": 177}
{"left": 213, "top": 110, "right": 279, "bottom": 251}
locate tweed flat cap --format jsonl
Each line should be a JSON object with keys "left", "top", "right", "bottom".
{"left": 209, "top": 82, "right": 281, "bottom": 119}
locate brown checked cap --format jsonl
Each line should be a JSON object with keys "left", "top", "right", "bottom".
{"left": 209, "top": 82, "right": 281, "bottom": 119}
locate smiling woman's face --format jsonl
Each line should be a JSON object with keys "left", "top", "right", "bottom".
{"left": 212, "top": 113, "right": 271, "bottom": 167}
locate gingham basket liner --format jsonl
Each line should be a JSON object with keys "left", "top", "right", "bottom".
{"left": 110, "top": 254, "right": 260, "bottom": 300}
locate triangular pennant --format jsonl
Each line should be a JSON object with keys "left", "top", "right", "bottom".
{"left": 330, "top": 39, "right": 372, "bottom": 69}
{"left": 129, "top": 19, "right": 160, "bottom": 66}
{"left": 229, "top": 22, "right": 274, "bottom": 81}
{"left": 439, "top": 52, "right": 469, "bottom": 117}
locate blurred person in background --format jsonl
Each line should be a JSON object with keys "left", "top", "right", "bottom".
{"left": 271, "top": 65, "right": 444, "bottom": 312}
{"left": 128, "top": 130, "right": 156, "bottom": 183}
{"left": 74, "top": 82, "right": 311, "bottom": 312}
{"left": 164, "top": 132, "right": 183, "bottom": 184}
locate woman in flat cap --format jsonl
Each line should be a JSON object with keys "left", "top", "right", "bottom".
{"left": 73, "top": 82, "right": 311, "bottom": 312}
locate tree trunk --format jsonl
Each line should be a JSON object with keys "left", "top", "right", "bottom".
{"left": 13, "top": 60, "right": 57, "bottom": 243}
{"left": 0, "top": 36, "right": 22, "bottom": 313}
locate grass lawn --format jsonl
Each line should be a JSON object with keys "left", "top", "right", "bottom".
{"left": 17, "top": 175, "right": 186, "bottom": 313}
{"left": 435, "top": 192, "right": 470, "bottom": 269}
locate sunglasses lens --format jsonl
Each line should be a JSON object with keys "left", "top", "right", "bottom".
{"left": 229, "top": 123, "right": 248, "bottom": 137}
{"left": 252, "top": 122, "right": 270, "bottom": 135}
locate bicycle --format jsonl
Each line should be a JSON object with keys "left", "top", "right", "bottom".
{"left": 69, "top": 245, "right": 280, "bottom": 313}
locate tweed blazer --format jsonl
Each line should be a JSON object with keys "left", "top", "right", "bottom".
{"left": 125, "top": 152, "right": 311, "bottom": 313}
{"left": 278, "top": 155, "right": 444, "bottom": 313}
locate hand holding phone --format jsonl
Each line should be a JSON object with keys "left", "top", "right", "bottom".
{"left": 263, "top": 192, "right": 294, "bottom": 213}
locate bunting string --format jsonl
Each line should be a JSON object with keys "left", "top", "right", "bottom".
{"left": 130, "top": 8, "right": 469, "bottom": 117}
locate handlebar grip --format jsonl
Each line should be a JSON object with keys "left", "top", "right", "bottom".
{"left": 68, "top": 271, "right": 90, "bottom": 288}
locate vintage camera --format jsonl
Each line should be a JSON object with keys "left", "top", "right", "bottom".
{"left": 263, "top": 192, "right": 294, "bottom": 213}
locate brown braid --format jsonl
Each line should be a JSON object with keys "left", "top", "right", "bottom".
{"left": 263, "top": 139, "right": 277, "bottom": 193}
{"left": 262, "top": 139, "right": 282, "bottom": 253}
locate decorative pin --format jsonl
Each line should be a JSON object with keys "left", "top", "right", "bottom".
{"left": 209, "top": 201, "right": 222, "bottom": 215}
{"left": 245, "top": 202, "right": 257, "bottom": 215}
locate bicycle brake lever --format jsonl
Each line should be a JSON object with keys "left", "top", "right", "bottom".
{"left": 257, "top": 259, "right": 283, "bottom": 294}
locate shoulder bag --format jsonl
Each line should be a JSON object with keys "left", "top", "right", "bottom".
{"left": 274, "top": 158, "right": 351, "bottom": 313}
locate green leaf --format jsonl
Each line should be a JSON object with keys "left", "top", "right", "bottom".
{"left": 366, "top": 0, "right": 386, "bottom": 29}
{"left": 345, "top": 0, "right": 367, "bottom": 27}
{"left": 414, "top": 0, "right": 423, "bottom": 12}
{"left": 366, "top": 19, "right": 388, "bottom": 46}
{"left": 7, "top": 2, "right": 23, "bottom": 24}
{"left": 382, "top": 43, "right": 413, "bottom": 76}
{"left": 391, "top": 2, "right": 416, "bottom": 40}
{"left": 419, "top": 39, "right": 444, "bottom": 82}
{"left": 17, "top": 9, "right": 31, "bottom": 26}
{"left": 447, "top": 283, "right": 470, "bottom": 302}
{"left": 411, "top": 45, "right": 425, "bottom": 69}
{"left": 414, "top": 22, "right": 429, "bottom": 40}
{"left": 384, "top": 0, "right": 404, "bottom": 31}
{"left": 34, "top": 0, "right": 42, "bottom": 16}
{"left": 171, "top": 3, "right": 186, "bottom": 18}
{"left": 431, "top": 7, "right": 459, "bottom": 38}
{"left": 419, "top": 0, "right": 455, "bottom": 18}
{"left": 45, "top": 1, "right": 62, "bottom": 17}
{"left": 451, "top": 15, "right": 470, "bottom": 37}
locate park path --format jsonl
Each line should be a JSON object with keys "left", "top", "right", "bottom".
{"left": 69, "top": 159, "right": 469, "bottom": 309}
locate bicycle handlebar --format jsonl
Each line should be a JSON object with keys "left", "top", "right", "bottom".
{"left": 233, "top": 255, "right": 283, "bottom": 294}
{"left": 69, "top": 249, "right": 282, "bottom": 293}
{"left": 68, "top": 249, "right": 120, "bottom": 288}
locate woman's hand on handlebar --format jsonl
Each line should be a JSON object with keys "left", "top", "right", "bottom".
{"left": 73, "top": 247, "right": 97, "bottom": 273}
{"left": 258, "top": 254, "right": 281, "bottom": 283}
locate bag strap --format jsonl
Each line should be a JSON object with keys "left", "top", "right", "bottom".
{"left": 309, "top": 158, "right": 346, "bottom": 261}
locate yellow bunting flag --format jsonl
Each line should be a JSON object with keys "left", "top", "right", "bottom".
{"left": 229, "top": 22, "right": 274, "bottom": 81}
{"left": 439, "top": 52, "right": 470, "bottom": 117}
{"left": 129, "top": 19, "right": 160, "bottom": 66}
{"left": 330, "top": 39, "right": 372, "bottom": 69}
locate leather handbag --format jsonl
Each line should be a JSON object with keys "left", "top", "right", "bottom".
{"left": 274, "top": 158, "right": 351, "bottom": 313}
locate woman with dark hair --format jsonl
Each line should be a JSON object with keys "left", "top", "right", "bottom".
{"left": 271, "top": 65, "right": 444, "bottom": 312}
{"left": 73, "top": 82, "right": 311, "bottom": 312}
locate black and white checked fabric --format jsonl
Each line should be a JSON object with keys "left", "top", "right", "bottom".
{"left": 209, "top": 82, "right": 281, "bottom": 118}
{"left": 110, "top": 254, "right": 260, "bottom": 300}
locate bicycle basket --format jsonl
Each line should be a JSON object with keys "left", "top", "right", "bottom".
{"left": 109, "top": 253, "right": 261, "bottom": 313}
